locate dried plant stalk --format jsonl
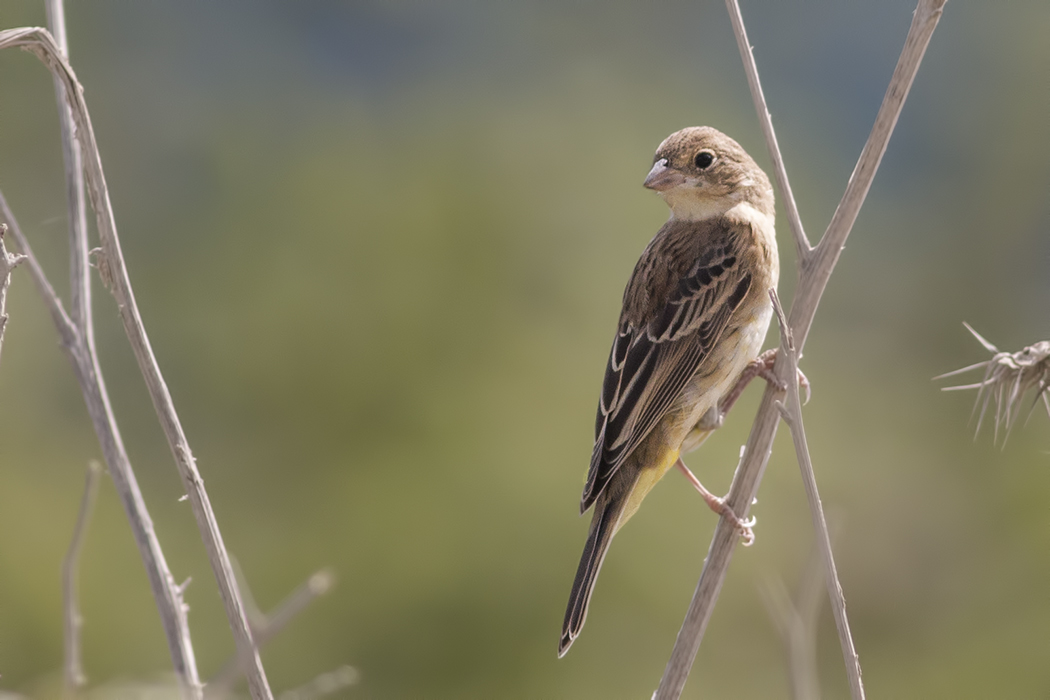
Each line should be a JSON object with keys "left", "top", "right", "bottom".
{"left": 0, "top": 26, "right": 271, "bottom": 699}
{"left": 63, "top": 461, "right": 102, "bottom": 697}
{"left": 44, "top": 0, "right": 92, "bottom": 337}
{"left": 760, "top": 537, "right": 828, "bottom": 700}
{"left": 277, "top": 666, "right": 359, "bottom": 700}
{"left": 0, "top": 31, "right": 203, "bottom": 698}
{"left": 0, "top": 194, "right": 203, "bottom": 696}
{"left": 0, "top": 192, "right": 202, "bottom": 695}
{"left": 0, "top": 224, "right": 27, "bottom": 367}
{"left": 771, "top": 290, "right": 863, "bottom": 698}
{"left": 208, "top": 569, "right": 336, "bottom": 698}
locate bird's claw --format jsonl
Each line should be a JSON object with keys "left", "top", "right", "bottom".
{"left": 712, "top": 496, "right": 755, "bottom": 547}
{"left": 756, "top": 349, "right": 811, "bottom": 404}
{"left": 798, "top": 369, "right": 812, "bottom": 405}
{"left": 708, "top": 350, "right": 812, "bottom": 429}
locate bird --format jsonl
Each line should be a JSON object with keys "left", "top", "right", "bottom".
{"left": 558, "top": 126, "right": 780, "bottom": 657}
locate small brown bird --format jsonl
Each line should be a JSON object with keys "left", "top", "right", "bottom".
{"left": 559, "top": 126, "right": 779, "bottom": 657}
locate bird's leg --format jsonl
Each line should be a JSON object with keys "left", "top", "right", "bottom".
{"left": 674, "top": 458, "right": 755, "bottom": 546}
{"left": 705, "top": 349, "right": 811, "bottom": 430}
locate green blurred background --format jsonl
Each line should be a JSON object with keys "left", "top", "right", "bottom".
{"left": 0, "top": 0, "right": 1048, "bottom": 697}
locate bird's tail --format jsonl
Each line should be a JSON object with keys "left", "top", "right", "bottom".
{"left": 558, "top": 495, "right": 625, "bottom": 657}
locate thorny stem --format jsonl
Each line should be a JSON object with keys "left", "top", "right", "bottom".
{"left": 937, "top": 323, "right": 1050, "bottom": 444}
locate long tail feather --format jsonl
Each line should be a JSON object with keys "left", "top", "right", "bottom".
{"left": 558, "top": 497, "right": 625, "bottom": 657}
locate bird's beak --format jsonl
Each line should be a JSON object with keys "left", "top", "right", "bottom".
{"left": 643, "top": 159, "right": 685, "bottom": 191}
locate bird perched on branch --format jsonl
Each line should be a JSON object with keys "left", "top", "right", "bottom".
{"left": 559, "top": 126, "right": 780, "bottom": 657}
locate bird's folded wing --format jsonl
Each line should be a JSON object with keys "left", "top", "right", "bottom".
{"left": 581, "top": 234, "right": 753, "bottom": 512}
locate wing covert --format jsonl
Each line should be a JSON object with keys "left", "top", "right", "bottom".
{"left": 581, "top": 226, "right": 753, "bottom": 512}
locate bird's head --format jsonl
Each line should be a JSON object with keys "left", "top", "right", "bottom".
{"left": 644, "top": 126, "right": 773, "bottom": 221}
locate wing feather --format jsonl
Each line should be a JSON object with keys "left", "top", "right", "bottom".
{"left": 581, "top": 222, "right": 753, "bottom": 512}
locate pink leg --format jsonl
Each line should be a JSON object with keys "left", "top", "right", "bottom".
{"left": 675, "top": 458, "right": 755, "bottom": 546}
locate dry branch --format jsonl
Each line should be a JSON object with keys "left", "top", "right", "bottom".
{"left": 208, "top": 569, "right": 336, "bottom": 698}
{"left": 277, "top": 666, "right": 359, "bottom": 700}
{"left": 0, "top": 191, "right": 201, "bottom": 696}
{"left": 0, "top": 24, "right": 272, "bottom": 699}
{"left": 727, "top": 0, "right": 810, "bottom": 260}
{"left": 62, "top": 460, "right": 102, "bottom": 697}
{"left": 760, "top": 540, "right": 827, "bottom": 700}
{"left": 0, "top": 224, "right": 26, "bottom": 367}
{"left": 44, "top": 4, "right": 102, "bottom": 691}
{"left": 0, "top": 26, "right": 203, "bottom": 696}
{"left": 654, "top": 1, "right": 946, "bottom": 697}
{"left": 771, "top": 291, "right": 863, "bottom": 698}
{"left": 44, "top": 0, "right": 92, "bottom": 338}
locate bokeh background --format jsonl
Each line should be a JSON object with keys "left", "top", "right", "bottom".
{"left": 0, "top": 1, "right": 1048, "bottom": 698}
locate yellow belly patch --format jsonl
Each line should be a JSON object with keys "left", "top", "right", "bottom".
{"left": 614, "top": 445, "right": 681, "bottom": 535}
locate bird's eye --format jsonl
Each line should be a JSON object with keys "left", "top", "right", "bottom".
{"left": 694, "top": 151, "right": 715, "bottom": 170}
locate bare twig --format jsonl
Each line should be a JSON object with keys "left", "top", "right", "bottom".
{"left": 62, "top": 460, "right": 102, "bottom": 697}
{"left": 46, "top": 6, "right": 101, "bottom": 691}
{"left": 277, "top": 666, "right": 359, "bottom": 700}
{"left": 770, "top": 290, "right": 863, "bottom": 698}
{"left": 0, "top": 224, "right": 27, "bottom": 367}
{"left": 726, "top": 0, "right": 811, "bottom": 261}
{"left": 229, "top": 557, "right": 267, "bottom": 629}
{"left": 252, "top": 571, "right": 335, "bottom": 655}
{"left": 208, "top": 569, "right": 337, "bottom": 698}
{"left": 655, "top": 1, "right": 946, "bottom": 697}
{"left": 936, "top": 323, "right": 1050, "bottom": 444}
{"left": 760, "top": 540, "right": 827, "bottom": 700}
{"left": 0, "top": 27, "right": 271, "bottom": 699}
{"left": 0, "top": 196, "right": 76, "bottom": 342}
{"left": 44, "top": 0, "right": 92, "bottom": 340}
{"left": 0, "top": 193, "right": 202, "bottom": 698}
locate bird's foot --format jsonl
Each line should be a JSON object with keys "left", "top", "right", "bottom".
{"left": 714, "top": 349, "right": 811, "bottom": 425}
{"left": 675, "top": 458, "right": 755, "bottom": 546}
{"left": 715, "top": 499, "right": 756, "bottom": 547}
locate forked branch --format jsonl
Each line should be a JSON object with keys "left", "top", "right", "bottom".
{"left": 0, "top": 191, "right": 201, "bottom": 697}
